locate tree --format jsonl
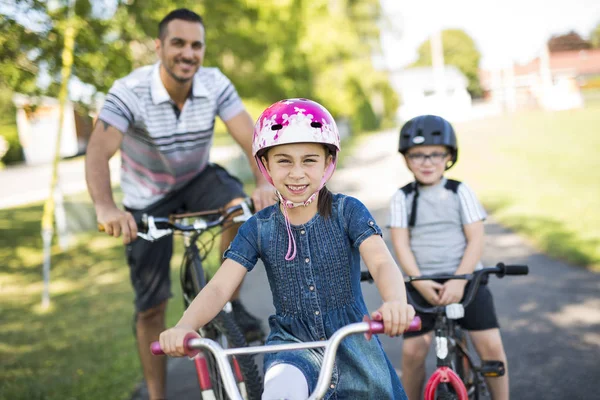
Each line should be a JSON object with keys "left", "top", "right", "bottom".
{"left": 547, "top": 31, "right": 591, "bottom": 52}
{"left": 412, "top": 29, "right": 482, "bottom": 98}
{"left": 590, "top": 22, "right": 600, "bottom": 48}
{"left": 0, "top": 0, "right": 398, "bottom": 131}
{"left": 0, "top": 12, "right": 44, "bottom": 94}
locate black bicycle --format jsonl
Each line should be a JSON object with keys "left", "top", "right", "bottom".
{"left": 135, "top": 197, "right": 263, "bottom": 400}
{"left": 362, "top": 262, "right": 529, "bottom": 400}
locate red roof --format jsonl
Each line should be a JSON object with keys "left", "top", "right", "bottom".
{"left": 479, "top": 49, "right": 600, "bottom": 89}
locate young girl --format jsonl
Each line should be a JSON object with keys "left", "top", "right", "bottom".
{"left": 159, "top": 98, "right": 415, "bottom": 399}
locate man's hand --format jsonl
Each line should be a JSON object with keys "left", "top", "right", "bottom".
{"left": 412, "top": 280, "right": 444, "bottom": 306}
{"left": 251, "top": 183, "right": 276, "bottom": 211}
{"left": 438, "top": 279, "right": 467, "bottom": 305}
{"left": 96, "top": 204, "right": 138, "bottom": 244}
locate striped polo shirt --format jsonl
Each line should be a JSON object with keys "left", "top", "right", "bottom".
{"left": 98, "top": 62, "right": 245, "bottom": 209}
{"left": 389, "top": 177, "right": 487, "bottom": 274}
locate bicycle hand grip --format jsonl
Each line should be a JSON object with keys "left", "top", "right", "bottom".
{"left": 150, "top": 333, "right": 201, "bottom": 357}
{"left": 369, "top": 316, "right": 422, "bottom": 333}
{"left": 150, "top": 341, "right": 164, "bottom": 355}
{"left": 503, "top": 264, "right": 529, "bottom": 275}
{"left": 364, "top": 316, "right": 422, "bottom": 340}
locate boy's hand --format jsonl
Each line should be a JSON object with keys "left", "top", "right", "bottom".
{"left": 159, "top": 325, "right": 200, "bottom": 357}
{"left": 412, "top": 280, "right": 444, "bottom": 305}
{"left": 439, "top": 280, "right": 467, "bottom": 305}
{"left": 372, "top": 301, "right": 416, "bottom": 337}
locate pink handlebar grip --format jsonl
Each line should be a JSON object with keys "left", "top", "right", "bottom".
{"left": 151, "top": 341, "right": 164, "bottom": 355}
{"left": 150, "top": 333, "right": 201, "bottom": 357}
{"left": 363, "top": 316, "right": 422, "bottom": 340}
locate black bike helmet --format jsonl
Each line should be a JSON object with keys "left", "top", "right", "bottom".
{"left": 398, "top": 115, "right": 458, "bottom": 170}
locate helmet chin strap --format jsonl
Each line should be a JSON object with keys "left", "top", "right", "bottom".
{"left": 277, "top": 190, "right": 317, "bottom": 261}
{"left": 277, "top": 191, "right": 318, "bottom": 209}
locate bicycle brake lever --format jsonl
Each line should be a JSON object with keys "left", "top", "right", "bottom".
{"left": 141, "top": 216, "right": 172, "bottom": 242}
{"left": 137, "top": 232, "right": 153, "bottom": 241}
{"left": 232, "top": 200, "right": 253, "bottom": 223}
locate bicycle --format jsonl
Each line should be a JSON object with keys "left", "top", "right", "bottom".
{"left": 101, "top": 198, "right": 263, "bottom": 400}
{"left": 151, "top": 316, "right": 422, "bottom": 399}
{"left": 361, "top": 262, "right": 529, "bottom": 400}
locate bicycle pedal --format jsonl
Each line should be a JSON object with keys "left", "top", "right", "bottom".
{"left": 480, "top": 360, "right": 505, "bottom": 377}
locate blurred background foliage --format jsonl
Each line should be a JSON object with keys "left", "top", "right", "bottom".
{"left": 411, "top": 28, "right": 483, "bottom": 98}
{"left": 0, "top": 0, "right": 399, "bottom": 141}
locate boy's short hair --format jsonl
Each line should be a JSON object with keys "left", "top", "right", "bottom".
{"left": 158, "top": 9, "right": 204, "bottom": 40}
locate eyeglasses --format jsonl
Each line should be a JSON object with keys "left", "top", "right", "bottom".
{"left": 406, "top": 152, "right": 449, "bottom": 165}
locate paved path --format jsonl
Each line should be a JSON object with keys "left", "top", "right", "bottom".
{"left": 0, "top": 146, "right": 242, "bottom": 209}
{"left": 131, "top": 130, "right": 599, "bottom": 399}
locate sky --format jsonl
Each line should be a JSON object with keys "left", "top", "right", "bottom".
{"left": 379, "top": 0, "right": 600, "bottom": 70}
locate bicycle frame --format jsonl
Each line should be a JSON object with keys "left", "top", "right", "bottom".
{"left": 140, "top": 198, "right": 261, "bottom": 399}
{"left": 98, "top": 198, "right": 260, "bottom": 398}
{"left": 152, "top": 317, "right": 422, "bottom": 400}
{"left": 424, "top": 315, "right": 470, "bottom": 400}
{"left": 363, "top": 263, "right": 528, "bottom": 400}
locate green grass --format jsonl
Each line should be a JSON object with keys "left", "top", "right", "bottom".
{"left": 0, "top": 190, "right": 236, "bottom": 399}
{"left": 450, "top": 101, "right": 600, "bottom": 270}
{"left": 0, "top": 175, "right": 257, "bottom": 399}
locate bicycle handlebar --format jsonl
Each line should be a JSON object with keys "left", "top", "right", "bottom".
{"left": 361, "top": 263, "right": 529, "bottom": 314}
{"left": 151, "top": 317, "right": 421, "bottom": 400}
{"left": 98, "top": 198, "right": 254, "bottom": 241}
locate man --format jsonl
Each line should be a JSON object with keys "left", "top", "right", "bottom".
{"left": 85, "top": 9, "right": 273, "bottom": 399}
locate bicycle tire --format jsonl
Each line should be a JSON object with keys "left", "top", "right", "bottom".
{"left": 209, "top": 310, "right": 263, "bottom": 399}
{"left": 435, "top": 383, "right": 459, "bottom": 400}
{"left": 186, "top": 255, "right": 263, "bottom": 400}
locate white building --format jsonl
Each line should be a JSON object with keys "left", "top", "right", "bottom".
{"left": 389, "top": 66, "right": 473, "bottom": 122}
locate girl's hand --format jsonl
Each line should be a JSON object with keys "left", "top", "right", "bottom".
{"left": 439, "top": 280, "right": 467, "bottom": 305}
{"left": 158, "top": 326, "right": 200, "bottom": 357}
{"left": 412, "top": 280, "right": 444, "bottom": 305}
{"left": 371, "top": 301, "right": 416, "bottom": 337}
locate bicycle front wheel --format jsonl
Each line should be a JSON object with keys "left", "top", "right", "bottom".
{"left": 205, "top": 310, "right": 263, "bottom": 400}
{"left": 186, "top": 255, "right": 262, "bottom": 399}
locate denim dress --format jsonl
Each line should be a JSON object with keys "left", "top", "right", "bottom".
{"left": 224, "top": 194, "right": 408, "bottom": 399}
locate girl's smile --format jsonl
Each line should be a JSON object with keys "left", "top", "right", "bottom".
{"left": 286, "top": 184, "right": 309, "bottom": 195}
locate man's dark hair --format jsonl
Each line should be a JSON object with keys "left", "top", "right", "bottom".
{"left": 158, "top": 9, "right": 204, "bottom": 40}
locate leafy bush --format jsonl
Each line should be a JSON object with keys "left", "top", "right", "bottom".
{"left": 0, "top": 88, "right": 24, "bottom": 165}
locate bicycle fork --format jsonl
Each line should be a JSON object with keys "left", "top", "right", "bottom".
{"left": 424, "top": 318, "right": 469, "bottom": 400}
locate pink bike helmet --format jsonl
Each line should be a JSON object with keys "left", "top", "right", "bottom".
{"left": 252, "top": 98, "right": 341, "bottom": 188}
{"left": 252, "top": 98, "right": 341, "bottom": 261}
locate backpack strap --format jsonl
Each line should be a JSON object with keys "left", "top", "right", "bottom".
{"left": 400, "top": 182, "right": 415, "bottom": 195}
{"left": 444, "top": 179, "right": 462, "bottom": 193}
{"left": 403, "top": 179, "right": 461, "bottom": 228}
{"left": 400, "top": 182, "right": 419, "bottom": 227}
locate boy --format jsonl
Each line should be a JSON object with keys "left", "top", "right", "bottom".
{"left": 389, "top": 115, "right": 509, "bottom": 400}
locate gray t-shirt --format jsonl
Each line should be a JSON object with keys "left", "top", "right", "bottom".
{"left": 389, "top": 178, "right": 487, "bottom": 274}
